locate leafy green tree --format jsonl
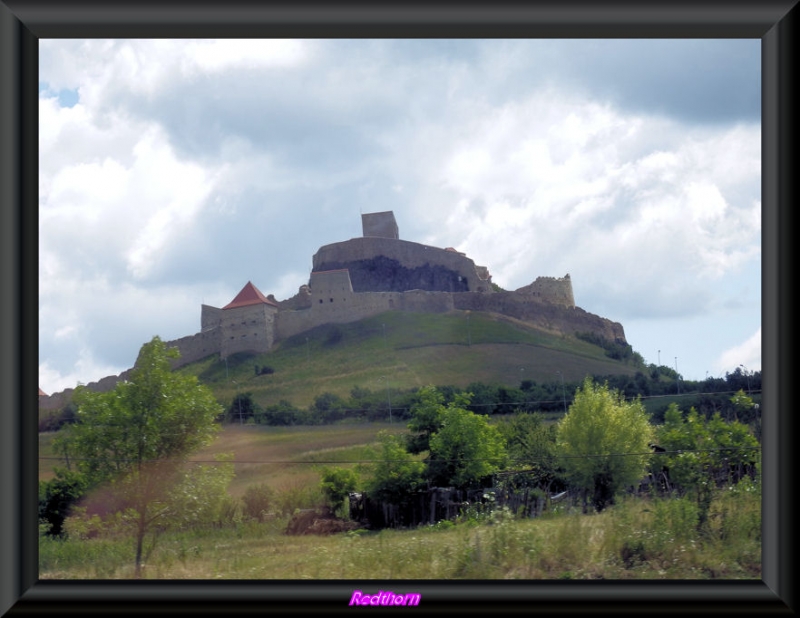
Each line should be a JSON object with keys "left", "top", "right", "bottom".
{"left": 226, "top": 392, "right": 259, "bottom": 424}
{"left": 38, "top": 470, "right": 88, "bottom": 537}
{"left": 556, "top": 378, "right": 654, "bottom": 512}
{"left": 310, "top": 392, "right": 348, "bottom": 423}
{"left": 656, "top": 401, "right": 760, "bottom": 529}
{"left": 55, "top": 336, "right": 224, "bottom": 577}
{"left": 427, "top": 404, "right": 507, "bottom": 489}
{"left": 365, "top": 431, "right": 426, "bottom": 504}
{"left": 405, "top": 385, "right": 452, "bottom": 454}
{"left": 405, "top": 385, "right": 507, "bottom": 489}
{"left": 496, "top": 412, "right": 561, "bottom": 492}
{"left": 257, "top": 399, "right": 299, "bottom": 426}
{"left": 319, "top": 467, "right": 360, "bottom": 517}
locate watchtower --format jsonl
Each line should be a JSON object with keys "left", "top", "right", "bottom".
{"left": 361, "top": 211, "right": 399, "bottom": 239}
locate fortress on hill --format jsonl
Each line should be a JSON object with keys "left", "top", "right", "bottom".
{"left": 39, "top": 210, "right": 627, "bottom": 409}
{"left": 164, "top": 210, "right": 626, "bottom": 367}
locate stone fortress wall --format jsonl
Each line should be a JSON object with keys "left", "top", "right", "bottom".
{"left": 312, "top": 236, "right": 492, "bottom": 293}
{"left": 515, "top": 275, "right": 575, "bottom": 308}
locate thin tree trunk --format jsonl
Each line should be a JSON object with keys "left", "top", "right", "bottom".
{"left": 135, "top": 501, "right": 147, "bottom": 578}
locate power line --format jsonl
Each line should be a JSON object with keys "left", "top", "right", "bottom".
{"left": 38, "top": 445, "right": 761, "bottom": 466}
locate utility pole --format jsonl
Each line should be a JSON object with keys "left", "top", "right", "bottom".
{"left": 232, "top": 380, "right": 243, "bottom": 425}
{"left": 556, "top": 370, "right": 567, "bottom": 414}
{"left": 380, "top": 376, "right": 392, "bottom": 424}
{"left": 675, "top": 357, "right": 679, "bottom": 394}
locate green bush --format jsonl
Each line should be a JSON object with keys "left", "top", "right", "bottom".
{"left": 38, "top": 471, "right": 88, "bottom": 537}
{"left": 319, "top": 467, "right": 359, "bottom": 517}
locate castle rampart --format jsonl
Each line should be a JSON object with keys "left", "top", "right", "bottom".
{"left": 313, "top": 236, "right": 492, "bottom": 293}
{"left": 515, "top": 275, "right": 575, "bottom": 308}
{"left": 201, "top": 304, "right": 222, "bottom": 331}
{"left": 168, "top": 329, "right": 222, "bottom": 367}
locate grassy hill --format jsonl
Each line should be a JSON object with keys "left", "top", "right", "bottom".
{"left": 177, "top": 309, "right": 641, "bottom": 410}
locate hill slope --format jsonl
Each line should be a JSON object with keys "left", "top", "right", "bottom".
{"left": 177, "top": 309, "right": 640, "bottom": 409}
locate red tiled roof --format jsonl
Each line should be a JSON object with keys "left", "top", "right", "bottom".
{"left": 222, "top": 281, "right": 278, "bottom": 310}
{"left": 39, "top": 387, "right": 47, "bottom": 397}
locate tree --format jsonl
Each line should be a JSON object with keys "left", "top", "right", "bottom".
{"left": 38, "top": 470, "right": 88, "bottom": 537}
{"left": 319, "top": 467, "right": 360, "bottom": 517}
{"left": 406, "top": 385, "right": 452, "bottom": 455}
{"left": 406, "top": 385, "right": 506, "bottom": 490}
{"left": 556, "top": 378, "right": 654, "bottom": 512}
{"left": 365, "top": 431, "right": 426, "bottom": 504}
{"left": 427, "top": 404, "right": 507, "bottom": 489}
{"left": 226, "top": 392, "right": 259, "bottom": 424}
{"left": 656, "top": 402, "right": 760, "bottom": 530}
{"left": 310, "top": 392, "right": 348, "bottom": 423}
{"left": 496, "top": 412, "right": 562, "bottom": 493}
{"left": 55, "top": 336, "right": 224, "bottom": 577}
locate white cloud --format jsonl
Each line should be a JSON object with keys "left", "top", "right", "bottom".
{"left": 39, "top": 349, "right": 127, "bottom": 395}
{"left": 715, "top": 328, "right": 761, "bottom": 376}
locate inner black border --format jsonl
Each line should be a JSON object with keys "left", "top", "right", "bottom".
{"left": 1, "top": 1, "right": 796, "bottom": 615}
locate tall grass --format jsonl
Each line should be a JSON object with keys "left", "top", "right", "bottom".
{"left": 40, "top": 481, "right": 760, "bottom": 580}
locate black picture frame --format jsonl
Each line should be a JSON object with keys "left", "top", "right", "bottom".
{"left": 1, "top": 1, "right": 795, "bottom": 615}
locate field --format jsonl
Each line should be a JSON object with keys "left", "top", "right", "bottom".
{"left": 39, "top": 423, "right": 761, "bottom": 581}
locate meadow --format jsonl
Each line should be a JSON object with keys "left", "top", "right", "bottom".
{"left": 39, "top": 423, "right": 761, "bottom": 581}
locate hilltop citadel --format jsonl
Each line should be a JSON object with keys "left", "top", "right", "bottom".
{"left": 40, "top": 210, "right": 626, "bottom": 408}
{"left": 167, "top": 210, "right": 624, "bottom": 365}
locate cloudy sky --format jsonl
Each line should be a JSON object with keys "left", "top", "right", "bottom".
{"left": 38, "top": 39, "right": 761, "bottom": 395}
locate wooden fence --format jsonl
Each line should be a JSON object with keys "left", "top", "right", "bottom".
{"left": 349, "top": 485, "right": 549, "bottom": 530}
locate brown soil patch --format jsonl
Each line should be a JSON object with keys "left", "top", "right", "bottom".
{"left": 284, "top": 506, "right": 362, "bottom": 536}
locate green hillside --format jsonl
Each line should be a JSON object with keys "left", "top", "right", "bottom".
{"left": 177, "top": 310, "right": 640, "bottom": 410}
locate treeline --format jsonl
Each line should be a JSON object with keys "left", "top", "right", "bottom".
{"left": 41, "top": 365, "right": 762, "bottom": 433}
{"left": 219, "top": 365, "right": 761, "bottom": 431}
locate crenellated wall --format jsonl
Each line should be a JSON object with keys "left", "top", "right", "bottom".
{"left": 515, "top": 274, "right": 575, "bottom": 308}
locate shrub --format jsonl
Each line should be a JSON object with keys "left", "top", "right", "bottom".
{"left": 241, "top": 483, "right": 275, "bottom": 522}
{"left": 38, "top": 471, "right": 88, "bottom": 537}
{"left": 319, "top": 467, "right": 359, "bottom": 517}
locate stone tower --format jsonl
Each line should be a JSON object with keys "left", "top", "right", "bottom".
{"left": 219, "top": 281, "right": 279, "bottom": 358}
{"left": 361, "top": 211, "right": 399, "bottom": 239}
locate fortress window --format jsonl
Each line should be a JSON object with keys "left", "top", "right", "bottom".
{"left": 319, "top": 299, "right": 323, "bottom": 304}
{"left": 330, "top": 298, "right": 334, "bottom": 303}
